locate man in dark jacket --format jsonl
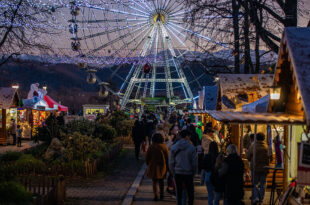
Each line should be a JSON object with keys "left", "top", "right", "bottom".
{"left": 246, "top": 132, "right": 272, "bottom": 204}
{"left": 219, "top": 144, "right": 244, "bottom": 205}
{"left": 132, "top": 119, "right": 145, "bottom": 160}
{"left": 169, "top": 129, "right": 198, "bottom": 205}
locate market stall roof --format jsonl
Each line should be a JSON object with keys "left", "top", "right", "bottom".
{"left": 0, "top": 87, "right": 19, "bottom": 109}
{"left": 242, "top": 95, "right": 269, "bottom": 113}
{"left": 22, "top": 98, "right": 57, "bottom": 111}
{"left": 280, "top": 27, "right": 310, "bottom": 125}
{"left": 206, "top": 110, "right": 305, "bottom": 125}
{"left": 44, "top": 95, "right": 68, "bottom": 112}
{"left": 204, "top": 86, "right": 218, "bottom": 110}
{"left": 217, "top": 74, "right": 273, "bottom": 111}
{"left": 189, "top": 109, "right": 208, "bottom": 114}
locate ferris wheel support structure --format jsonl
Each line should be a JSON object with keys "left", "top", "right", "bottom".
{"left": 120, "top": 21, "right": 194, "bottom": 110}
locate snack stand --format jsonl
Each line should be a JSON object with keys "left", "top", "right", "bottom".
{"left": 0, "top": 88, "right": 20, "bottom": 145}
{"left": 83, "top": 104, "right": 109, "bottom": 121}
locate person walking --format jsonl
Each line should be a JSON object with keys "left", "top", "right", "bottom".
{"left": 247, "top": 133, "right": 273, "bottom": 204}
{"left": 166, "top": 124, "right": 179, "bottom": 195}
{"left": 242, "top": 125, "right": 252, "bottom": 151}
{"left": 169, "top": 129, "right": 197, "bottom": 205}
{"left": 10, "top": 119, "right": 17, "bottom": 145}
{"left": 202, "top": 141, "right": 219, "bottom": 205}
{"left": 219, "top": 144, "right": 244, "bottom": 205}
{"left": 146, "top": 133, "right": 169, "bottom": 201}
{"left": 274, "top": 135, "right": 283, "bottom": 168}
{"left": 17, "top": 125, "right": 23, "bottom": 147}
{"left": 132, "top": 119, "right": 145, "bottom": 160}
{"left": 201, "top": 126, "right": 216, "bottom": 155}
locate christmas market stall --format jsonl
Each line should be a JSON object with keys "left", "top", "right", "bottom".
{"left": 206, "top": 110, "right": 305, "bottom": 199}
{"left": 19, "top": 83, "right": 68, "bottom": 138}
{"left": 205, "top": 27, "right": 310, "bottom": 203}
{"left": 269, "top": 27, "right": 310, "bottom": 202}
{"left": 189, "top": 86, "right": 218, "bottom": 130}
{"left": 83, "top": 104, "right": 109, "bottom": 121}
{"left": 0, "top": 87, "right": 20, "bottom": 145}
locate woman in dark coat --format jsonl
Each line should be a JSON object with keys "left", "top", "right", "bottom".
{"left": 132, "top": 119, "right": 145, "bottom": 160}
{"left": 202, "top": 141, "right": 219, "bottom": 205}
{"left": 146, "top": 133, "right": 169, "bottom": 201}
{"left": 219, "top": 144, "right": 244, "bottom": 205}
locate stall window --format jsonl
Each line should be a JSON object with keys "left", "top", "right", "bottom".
{"left": 6, "top": 109, "right": 17, "bottom": 128}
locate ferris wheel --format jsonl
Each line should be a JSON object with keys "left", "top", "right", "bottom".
{"left": 67, "top": 0, "right": 229, "bottom": 109}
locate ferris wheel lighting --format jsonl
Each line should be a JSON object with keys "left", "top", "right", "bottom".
{"left": 169, "top": 22, "right": 229, "bottom": 48}
{"left": 64, "top": 0, "right": 230, "bottom": 109}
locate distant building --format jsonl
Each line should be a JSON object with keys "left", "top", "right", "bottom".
{"left": 83, "top": 104, "right": 109, "bottom": 121}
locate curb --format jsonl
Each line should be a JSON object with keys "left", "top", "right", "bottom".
{"left": 121, "top": 163, "right": 147, "bottom": 205}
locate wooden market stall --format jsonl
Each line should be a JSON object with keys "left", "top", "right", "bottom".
{"left": 0, "top": 88, "right": 20, "bottom": 145}
{"left": 269, "top": 27, "right": 310, "bottom": 193}
{"left": 206, "top": 110, "right": 305, "bottom": 190}
{"left": 203, "top": 27, "right": 310, "bottom": 203}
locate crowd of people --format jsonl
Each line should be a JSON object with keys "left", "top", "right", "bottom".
{"left": 132, "top": 111, "right": 273, "bottom": 205}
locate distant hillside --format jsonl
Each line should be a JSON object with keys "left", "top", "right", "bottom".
{"left": 0, "top": 60, "right": 214, "bottom": 112}
{"left": 0, "top": 61, "right": 106, "bottom": 112}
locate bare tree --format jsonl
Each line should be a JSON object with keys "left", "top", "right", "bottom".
{"left": 0, "top": 0, "right": 62, "bottom": 67}
{"left": 185, "top": 0, "right": 308, "bottom": 73}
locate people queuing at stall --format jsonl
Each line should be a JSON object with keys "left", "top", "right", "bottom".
{"left": 134, "top": 111, "right": 250, "bottom": 205}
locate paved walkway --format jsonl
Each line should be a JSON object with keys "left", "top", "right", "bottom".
{"left": 133, "top": 176, "right": 208, "bottom": 205}
{"left": 66, "top": 145, "right": 144, "bottom": 205}
{"left": 133, "top": 176, "right": 272, "bottom": 205}
{"left": 0, "top": 140, "right": 42, "bottom": 154}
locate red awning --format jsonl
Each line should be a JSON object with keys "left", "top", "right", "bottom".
{"left": 44, "top": 95, "right": 68, "bottom": 112}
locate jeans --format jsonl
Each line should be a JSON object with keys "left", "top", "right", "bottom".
{"left": 253, "top": 173, "right": 267, "bottom": 202}
{"left": 17, "top": 137, "right": 21, "bottom": 147}
{"left": 175, "top": 174, "right": 194, "bottom": 205}
{"left": 152, "top": 178, "right": 164, "bottom": 198}
{"left": 134, "top": 142, "right": 141, "bottom": 160}
{"left": 214, "top": 192, "right": 221, "bottom": 205}
{"left": 205, "top": 172, "right": 215, "bottom": 205}
{"left": 12, "top": 134, "right": 16, "bottom": 145}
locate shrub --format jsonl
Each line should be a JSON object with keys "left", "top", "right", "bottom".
{"left": 14, "top": 154, "right": 47, "bottom": 173}
{"left": 118, "top": 120, "right": 134, "bottom": 137}
{"left": 24, "top": 143, "right": 49, "bottom": 159}
{"left": 34, "top": 114, "right": 63, "bottom": 143}
{"left": 109, "top": 111, "right": 129, "bottom": 129}
{"left": 94, "top": 124, "right": 116, "bottom": 143}
{"left": 1, "top": 152, "right": 22, "bottom": 162}
{"left": 62, "top": 132, "right": 104, "bottom": 161}
{"left": 0, "top": 181, "right": 32, "bottom": 204}
{"left": 64, "top": 120, "right": 96, "bottom": 136}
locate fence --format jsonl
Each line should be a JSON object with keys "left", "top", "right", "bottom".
{"left": 1, "top": 143, "right": 123, "bottom": 204}
{"left": 19, "top": 175, "right": 66, "bottom": 205}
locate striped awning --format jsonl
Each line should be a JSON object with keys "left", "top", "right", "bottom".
{"left": 206, "top": 110, "right": 305, "bottom": 125}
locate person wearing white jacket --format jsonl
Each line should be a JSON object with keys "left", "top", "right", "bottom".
{"left": 169, "top": 129, "right": 198, "bottom": 205}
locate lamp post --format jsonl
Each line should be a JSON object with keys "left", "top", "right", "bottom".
{"left": 270, "top": 85, "right": 281, "bottom": 100}
{"left": 12, "top": 83, "right": 19, "bottom": 89}
{"left": 42, "top": 84, "right": 47, "bottom": 91}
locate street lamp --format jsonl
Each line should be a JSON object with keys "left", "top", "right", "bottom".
{"left": 12, "top": 83, "right": 19, "bottom": 89}
{"left": 270, "top": 85, "right": 281, "bottom": 100}
{"left": 42, "top": 84, "right": 47, "bottom": 90}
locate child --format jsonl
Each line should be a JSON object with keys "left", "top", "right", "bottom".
{"left": 17, "top": 125, "right": 23, "bottom": 147}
